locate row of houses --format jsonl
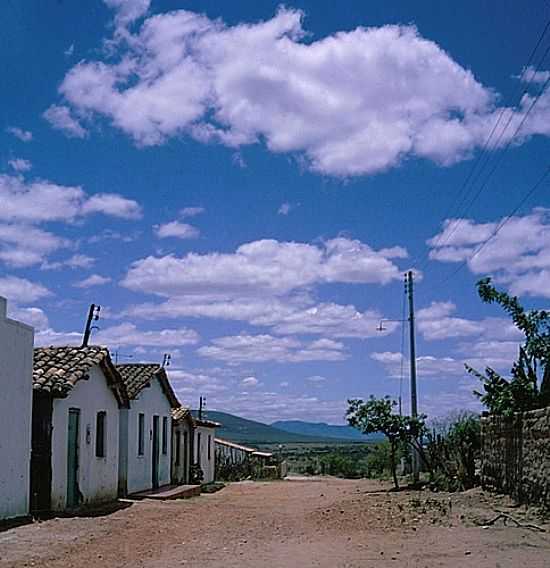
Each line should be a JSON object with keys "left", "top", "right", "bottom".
{"left": 0, "top": 297, "right": 219, "bottom": 521}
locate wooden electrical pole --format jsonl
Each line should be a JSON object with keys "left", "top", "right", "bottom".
{"left": 406, "top": 271, "right": 419, "bottom": 482}
{"left": 81, "top": 304, "right": 100, "bottom": 347}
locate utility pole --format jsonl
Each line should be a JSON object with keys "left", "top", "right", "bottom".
{"left": 81, "top": 304, "right": 100, "bottom": 347}
{"left": 198, "top": 396, "right": 204, "bottom": 420}
{"left": 162, "top": 353, "right": 171, "bottom": 368}
{"left": 406, "top": 271, "right": 419, "bottom": 482}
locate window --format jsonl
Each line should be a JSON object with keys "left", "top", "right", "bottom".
{"left": 162, "top": 416, "right": 168, "bottom": 455}
{"left": 138, "top": 413, "right": 145, "bottom": 456}
{"left": 197, "top": 432, "right": 201, "bottom": 463}
{"left": 175, "top": 431, "right": 181, "bottom": 466}
{"left": 208, "top": 435, "right": 211, "bottom": 461}
{"left": 96, "top": 411, "right": 106, "bottom": 458}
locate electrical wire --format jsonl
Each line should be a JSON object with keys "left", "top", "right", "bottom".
{"left": 413, "top": 16, "right": 550, "bottom": 276}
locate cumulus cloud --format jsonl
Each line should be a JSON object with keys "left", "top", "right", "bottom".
{"left": 6, "top": 127, "right": 32, "bottom": 142}
{"left": 8, "top": 158, "right": 32, "bottom": 172}
{"left": 43, "top": 105, "right": 88, "bottom": 138}
{"left": 8, "top": 305, "right": 50, "bottom": 331}
{"left": 278, "top": 202, "right": 298, "bottom": 216}
{"left": 42, "top": 254, "right": 96, "bottom": 271}
{"left": 0, "top": 276, "right": 51, "bottom": 304}
{"left": 241, "top": 376, "right": 259, "bottom": 387}
{"left": 122, "top": 237, "right": 406, "bottom": 297}
{"left": 155, "top": 220, "right": 199, "bottom": 239}
{"left": 180, "top": 206, "right": 204, "bottom": 218}
{"left": 81, "top": 193, "right": 142, "bottom": 219}
{"left": 0, "top": 174, "right": 142, "bottom": 266}
{"left": 35, "top": 321, "right": 199, "bottom": 349}
{"left": 104, "top": 0, "right": 150, "bottom": 26}
{"left": 73, "top": 274, "right": 112, "bottom": 288}
{"left": 49, "top": 7, "right": 550, "bottom": 176}
{"left": 198, "top": 333, "right": 347, "bottom": 365}
{"left": 428, "top": 208, "right": 550, "bottom": 298}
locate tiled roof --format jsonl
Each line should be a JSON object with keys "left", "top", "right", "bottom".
{"left": 172, "top": 406, "right": 192, "bottom": 422}
{"left": 117, "top": 363, "right": 180, "bottom": 408}
{"left": 33, "top": 346, "right": 129, "bottom": 407}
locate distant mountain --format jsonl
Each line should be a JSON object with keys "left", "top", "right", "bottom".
{"left": 272, "top": 420, "right": 384, "bottom": 442}
{"left": 191, "top": 410, "right": 356, "bottom": 445}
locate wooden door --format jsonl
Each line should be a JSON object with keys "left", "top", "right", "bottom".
{"left": 66, "top": 408, "right": 80, "bottom": 509}
{"left": 30, "top": 392, "right": 53, "bottom": 515}
{"left": 152, "top": 416, "right": 160, "bottom": 489}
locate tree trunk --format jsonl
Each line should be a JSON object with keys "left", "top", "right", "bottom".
{"left": 390, "top": 439, "right": 399, "bottom": 490}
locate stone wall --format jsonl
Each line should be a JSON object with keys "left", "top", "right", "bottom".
{"left": 481, "top": 407, "right": 550, "bottom": 507}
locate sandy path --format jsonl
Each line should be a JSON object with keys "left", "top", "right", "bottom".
{"left": 1, "top": 478, "right": 548, "bottom": 567}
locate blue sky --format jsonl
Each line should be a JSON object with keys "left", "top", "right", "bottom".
{"left": 2, "top": 0, "right": 550, "bottom": 423}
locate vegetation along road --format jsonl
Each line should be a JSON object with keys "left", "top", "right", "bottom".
{"left": 1, "top": 477, "right": 549, "bottom": 567}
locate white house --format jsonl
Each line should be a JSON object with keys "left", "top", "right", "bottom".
{"left": 193, "top": 416, "right": 220, "bottom": 484}
{"left": 31, "top": 347, "right": 129, "bottom": 513}
{"left": 0, "top": 297, "right": 33, "bottom": 521}
{"left": 116, "top": 364, "right": 180, "bottom": 495}
{"left": 171, "top": 406, "right": 194, "bottom": 485}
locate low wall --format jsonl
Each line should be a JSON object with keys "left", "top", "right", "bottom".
{"left": 481, "top": 407, "right": 550, "bottom": 507}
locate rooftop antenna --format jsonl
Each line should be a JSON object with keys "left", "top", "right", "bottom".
{"left": 82, "top": 304, "right": 101, "bottom": 347}
{"left": 162, "top": 353, "right": 171, "bottom": 368}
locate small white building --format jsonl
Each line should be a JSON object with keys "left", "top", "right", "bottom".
{"left": 171, "top": 406, "right": 194, "bottom": 485}
{"left": 0, "top": 297, "right": 34, "bottom": 520}
{"left": 31, "top": 347, "right": 129, "bottom": 513}
{"left": 116, "top": 364, "right": 179, "bottom": 495}
{"left": 193, "top": 417, "right": 220, "bottom": 484}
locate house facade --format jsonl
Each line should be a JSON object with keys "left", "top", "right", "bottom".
{"left": 171, "top": 406, "right": 194, "bottom": 485}
{"left": 31, "top": 347, "right": 129, "bottom": 513}
{"left": 0, "top": 297, "right": 34, "bottom": 521}
{"left": 193, "top": 417, "right": 220, "bottom": 484}
{"left": 116, "top": 364, "right": 179, "bottom": 495}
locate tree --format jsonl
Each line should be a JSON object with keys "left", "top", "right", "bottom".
{"left": 466, "top": 277, "right": 550, "bottom": 415}
{"left": 346, "top": 396, "right": 426, "bottom": 489}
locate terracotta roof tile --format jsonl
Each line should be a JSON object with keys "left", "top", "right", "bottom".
{"left": 33, "top": 346, "right": 110, "bottom": 396}
{"left": 117, "top": 363, "right": 180, "bottom": 408}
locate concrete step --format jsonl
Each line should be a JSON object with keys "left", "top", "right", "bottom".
{"left": 130, "top": 484, "right": 201, "bottom": 500}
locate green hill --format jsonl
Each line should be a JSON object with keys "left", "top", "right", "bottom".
{"left": 272, "top": 420, "right": 384, "bottom": 442}
{"left": 192, "top": 410, "right": 350, "bottom": 445}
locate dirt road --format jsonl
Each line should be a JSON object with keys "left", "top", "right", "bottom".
{"left": 1, "top": 478, "right": 549, "bottom": 567}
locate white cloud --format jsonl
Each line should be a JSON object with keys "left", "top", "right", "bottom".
{"left": 428, "top": 208, "right": 550, "bottom": 298}
{"left": 8, "top": 306, "right": 50, "bottom": 331}
{"left": 43, "top": 105, "right": 87, "bottom": 138}
{"left": 241, "top": 376, "right": 259, "bottom": 387}
{"left": 6, "top": 127, "right": 33, "bottom": 142}
{"left": 0, "top": 276, "right": 51, "bottom": 304}
{"left": 42, "top": 254, "right": 96, "bottom": 271}
{"left": 35, "top": 321, "right": 199, "bottom": 349}
{"left": 64, "top": 43, "right": 75, "bottom": 57}
{"left": 278, "top": 202, "right": 299, "bottom": 216}
{"left": 81, "top": 193, "right": 143, "bottom": 219}
{"left": 122, "top": 237, "right": 406, "bottom": 297}
{"left": 306, "top": 375, "right": 327, "bottom": 383}
{"left": 104, "top": 0, "right": 150, "bottom": 26}
{"left": 0, "top": 174, "right": 141, "bottom": 266}
{"left": 50, "top": 8, "right": 550, "bottom": 177}
{"left": 518, "top": 65, "right": 550, "bottom": 85}
{"left": 155, "top": 220, "right": 199, "bottom": 239}
{"left": 8, "top": 158, "right": 32, "bottom": 172}
{"left": 198, "top": 333, "right": 347, "bottom": 365}
{"left": 180, "top": 206, "right": 204, "bottom": 218}
{"left": 371, "top": 351, "right": 466, "bottom": 378}
{"left": 73, "top": 274, "right": 112, "bottom": 288}
{"left": 0, "top": 224, "right": 68, "bottom": 268}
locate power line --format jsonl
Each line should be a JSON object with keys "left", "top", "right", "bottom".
{"left": 414, "top": 15, "right": 550, "bottom": 275}
{"left": 432, "top": 165, "right": 550, "bottom": 291}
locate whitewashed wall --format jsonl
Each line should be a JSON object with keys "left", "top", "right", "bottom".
{"left": 50, "top": 365, "right": 120, "bottom": 511}
{"left": 125, "top": 379, "right": 172, "bottom": 494}
{"left": 0, "top": 297, "right": 33, "bottom": 520}
{"left": 194, "top": 425, "right": 216, "bottom": 483}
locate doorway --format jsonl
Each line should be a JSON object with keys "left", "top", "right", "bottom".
{"left": 30, "top": 392, "right": 53, "bottom": 514}
{"left": 66, "top": 408, "right": 80, "bottom": 509}
{"left": 152, "top": 415, "right": 160, "bottom": 489}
